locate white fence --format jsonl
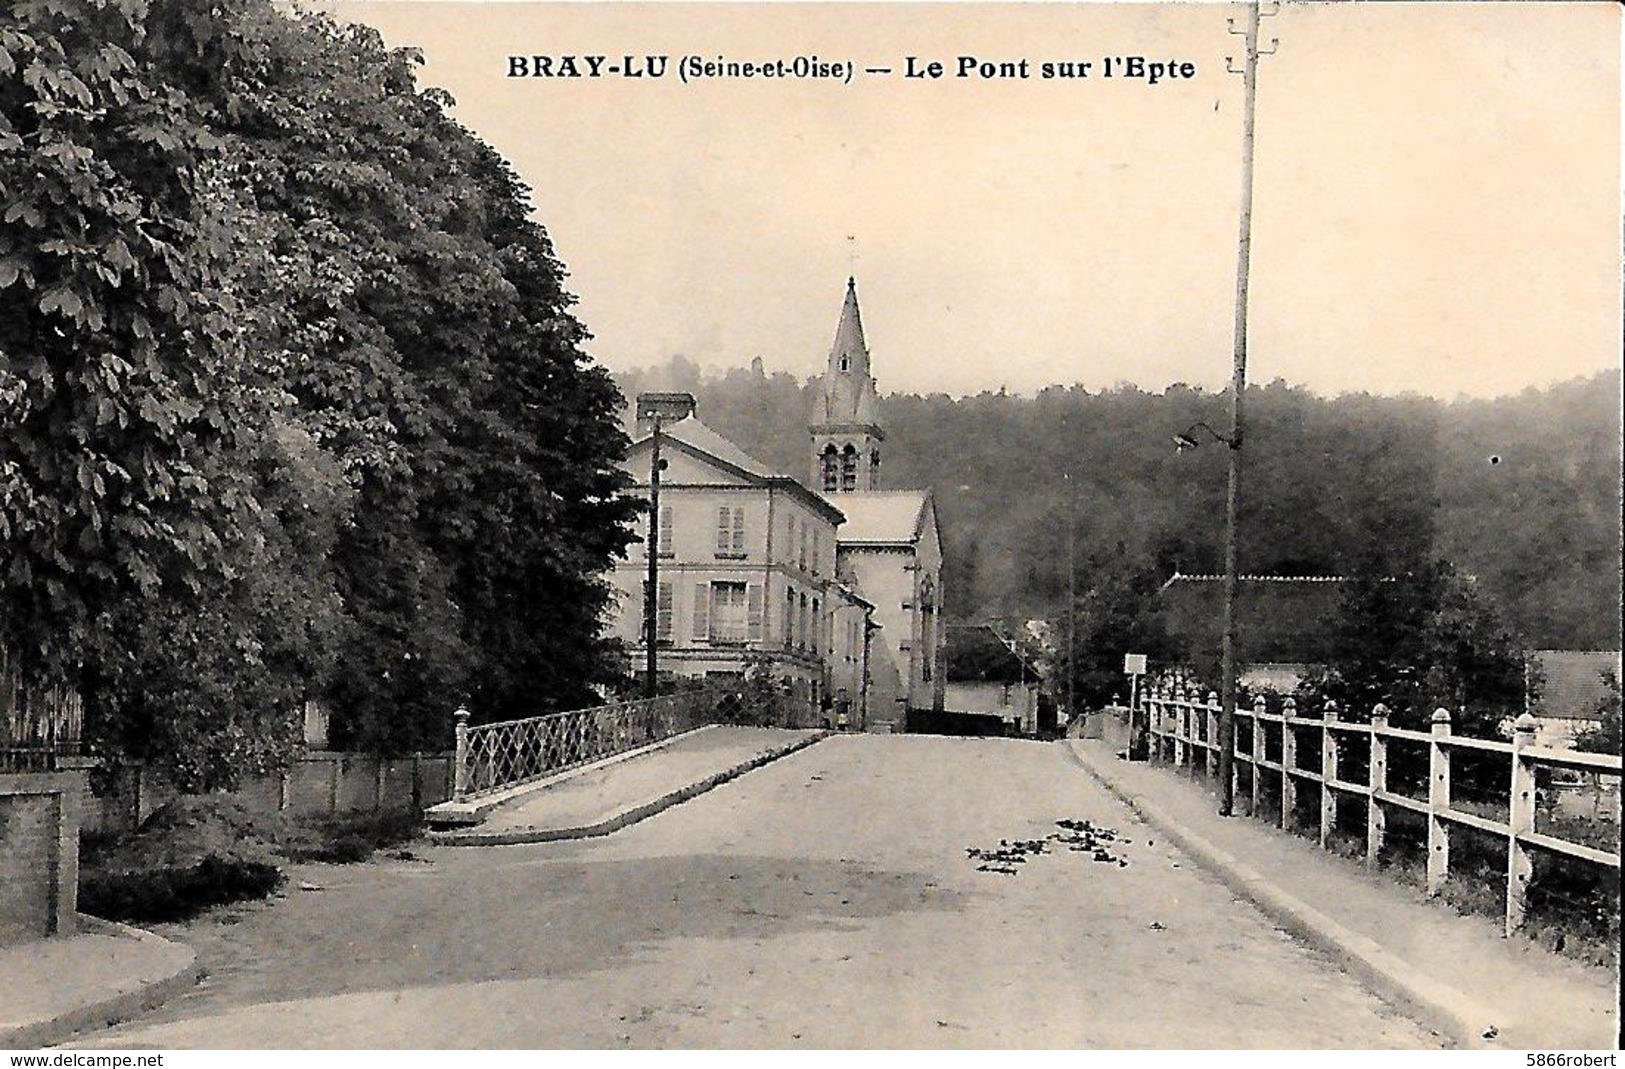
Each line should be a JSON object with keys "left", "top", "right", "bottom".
{"left": 1141, "top": 684, "right": 1621, "bottom": 936}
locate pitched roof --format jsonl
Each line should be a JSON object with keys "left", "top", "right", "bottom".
{"left": 946, "top": 624, "right": 1039, "bottom": 683}
{"left": 1529, "top": 650, "right": 1621, "bottom": 721}
{"left": 630, "top": 415, "right": 777, "bottom": 478}
{"left": 628, "top": 416, "right": 847, "bottom": 524}
{"left": 1155, "top": 573, "right": 1349, "bottom": 665}
{"left": 827, "top": 490, "right": 929, "bottom": 545}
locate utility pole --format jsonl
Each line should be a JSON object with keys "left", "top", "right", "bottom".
{"left": 1218, "top": 1, "right": 1277, "bottom": 816}
{"left": 644, "top": 417, "right": 663, "bottom": 698}
{"left": 1065, "top": 469, "right": 1077, "bottom": 728}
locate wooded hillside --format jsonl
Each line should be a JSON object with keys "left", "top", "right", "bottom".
{"left": 614, "top": 358, "right": 1621, "bottom": 650}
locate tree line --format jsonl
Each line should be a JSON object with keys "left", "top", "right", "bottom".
{"left": 2, "top": 0, "right": 640, "bottom": 789}
{"left": 614, "top": 357, "right": 1622, "bottom": 722}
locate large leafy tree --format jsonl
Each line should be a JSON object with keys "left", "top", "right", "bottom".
{"left": 3, "top": 0, "right": 641, "bottom": 779}
{"left": 1298, "top": 556, "right": 1530, "bottom": 736}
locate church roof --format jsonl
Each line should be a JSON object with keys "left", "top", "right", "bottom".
{"left": 813, "top": 277, "right": 880, "bottom": 428}
{"left": 831, "top": 276, "right": 867, "bottom": 362}
{"left": 829, "top": 490, "right": 931, "bottom": 545}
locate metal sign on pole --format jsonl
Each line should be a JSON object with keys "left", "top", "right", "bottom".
{"left": 1124, "top": 653, "right": 1148, "bottom": 758}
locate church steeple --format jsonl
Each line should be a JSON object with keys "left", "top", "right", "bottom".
{"left": 811, "top": 277, "right": 884, "bottom": 492}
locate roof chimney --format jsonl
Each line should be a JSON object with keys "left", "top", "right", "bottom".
{"left": 635, "top": 391, "right": 696, "bottom": 437}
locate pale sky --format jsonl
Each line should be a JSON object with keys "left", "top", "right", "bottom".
{"left": 330, "top": 1, "right": 1622, "bottom": 400}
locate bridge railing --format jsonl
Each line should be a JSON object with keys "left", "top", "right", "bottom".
{"left": 1142, "top": 684, "right": 1621, "bottom": 937}
{"left": 452, "top": 690, "right": 715, "bottom": 802}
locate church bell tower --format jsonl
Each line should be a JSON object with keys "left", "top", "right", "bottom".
{"left": 810, "top": 277, "right": 884, "bottom": 492}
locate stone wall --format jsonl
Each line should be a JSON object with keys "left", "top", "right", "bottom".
{"left": 80, "top": 753, "right": 454, "bottom": 837}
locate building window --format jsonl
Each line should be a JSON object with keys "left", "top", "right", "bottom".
{"left": 820, "top": 446, "right": 839, "bottom": 492}
{"left": 839, "top": 355, "right": 849, "bottom": 372}
{"left": 716, "top": 505, "right": 746, "bottom": 556}
{"left": 783, "top": 596, "right": 795, "bottom": 650}
{"left": 647, "top": 505, "right": 673, "bottom": 557}
{"left": 656, "top": 581, "right": 674, "bottom": 645}
{"left": 799, "top": 522, "right": 809, "bottom": 571}
{"left": 709, "top": 582, "right": 749, "bottom": 645}
{"left": 840, "top": 445, "right": 857, "bottom": 491}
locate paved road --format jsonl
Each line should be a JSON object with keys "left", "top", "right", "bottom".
{"left": 82, "top": 735, "right": 1439, "bottom": 1048}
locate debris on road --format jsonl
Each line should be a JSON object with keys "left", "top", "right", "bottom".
{"left": 965, "top": 819, "right": 1132, "bottom": 876}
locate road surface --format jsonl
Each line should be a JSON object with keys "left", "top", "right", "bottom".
{"left": 82, "top": 734, "right": 1439, "bottom": 1048}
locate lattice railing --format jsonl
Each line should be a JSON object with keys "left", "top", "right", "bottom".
{"left": 453, "top": 690, "right": 715, "bottom": 801}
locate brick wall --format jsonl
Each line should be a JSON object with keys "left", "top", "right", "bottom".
{"left": 0, "top": 773, "right": 78, "bottom": 944}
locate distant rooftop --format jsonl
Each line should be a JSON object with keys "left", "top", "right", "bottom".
{"left": 1529, "top": 649, "right": 1621, "bottom": 722}
{"left": 826, "top": 490, "right": 930, "bottom": 545}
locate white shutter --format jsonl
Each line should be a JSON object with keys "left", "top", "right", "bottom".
{"left": 732, "top": 506, "right": 746, "bottom": 552}
{"left": 746, "top": 584, "right": 763, "bottom": 643}
{"left": 716, "top": 506, "right": 730, "bottom": 553}
{"left": 692, "top": 583, "right": 710, "bottom": 641}
{"left": 657, "top": 581, "right": 674, "bottom": 641}
{"left": 660, "top": 506, "right": 673, "bottom": 554}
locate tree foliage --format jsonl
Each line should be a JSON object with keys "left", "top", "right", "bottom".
{"left": 3, "top": 0, "right": 639, "bottom": 785}
{"left": 615, "top": 360, "right": 1620, "bottom": 656}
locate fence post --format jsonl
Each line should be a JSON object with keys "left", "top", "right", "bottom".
{"left": 1153, "top": 685, "right": 1167, "bottom": 762}
{"left": 1506, "top": 712, "right": 1538, "bottom": 936}
{"left": 1174, "top": 685, "right": 1188, "bottom": 769}
{"left": 1367, "top": 703, "right": 1388, "bottom": 870}
{"left": 1320, "top": 699, "right": 1339, "bottom": 848}
{"left": 1281, "top": 697, "right": 1298, "bottom": 829}
{"left": 1250, "top": 694, "right": 1266, "bottom": 817}
{"left": 1427, "top": 707, "right": 1452, "bottom": 896}
{"left": 1206, "top": 691, "right": 1220, "bottom": 779}
{"left": 452, "top": 706, "right": 471, "bottom": 803}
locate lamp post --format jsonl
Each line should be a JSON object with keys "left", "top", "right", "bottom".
{"left": 643, "top": 417, "right": 663, "bottom": 698}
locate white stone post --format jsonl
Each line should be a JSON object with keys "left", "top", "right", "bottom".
{"left": 1175, "top": 685, "right": 1189, "bottom": 768}
{"left": 1367, "top": 703, "right": 1389, "bottom": 870}
{"left": 452, "top": 706, "right": 471, "bottom": 802}
{"left": 1320, "top": 699, "right": 1340, "bottom": 848}
{"left": 1206, "top": 690, "right": 1221, "bottom": 779}
{"left": 1250, "top": 693, "right": 1266, "bottom": 817}
{"left": 1427, "top": 707, "right": 1453, "bottom": 896}
{"left": 1280, "top": 697, "right": 1298, "bottom": 829}
{"left": 1506, "top": 712, "right": 1538, "bottom": 935}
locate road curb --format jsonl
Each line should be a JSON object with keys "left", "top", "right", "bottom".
{"left": 431, "top": 730, "right": 831, "bottom": 846}
{"left": 1, "top": 916, "right": 200, "bottom": 1050}
{"left": 1064, "top": 738, "right": 1503, "bottom": 1050}
{"left": 425, "top": 724, "right": 719, "bottom": 827}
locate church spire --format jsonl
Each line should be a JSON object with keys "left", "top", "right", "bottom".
{"left": 829, "top": 276, "right": 868, "bottom": 379}
{"left": 810, "top": 277, "right": 883, "bottom": 492}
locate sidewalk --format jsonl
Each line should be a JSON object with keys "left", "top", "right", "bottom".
{"left": 1067, "top": 738, "right": 1619, "bottom": 1050}
{"left": 0, "top": 918, "right": 199, "bottom": 1050}
{"left": 433, "top": 725, "right": 827, "bottom": 845}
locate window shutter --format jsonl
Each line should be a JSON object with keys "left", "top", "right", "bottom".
{"left": 746, "top": 584, "right": 763, "bottom": 642}
{"left": 716, "top": 506, "right": 731, "bottom": 552}
{"left": 657, "top": 581, "right": 674, "bottom": 641}
{"left": 692, "top": 583, "right": 709, "bottom": 640}
{"left": 629, "top": 583, "right": 644, "bottom": 639}
{"left": 784, "top": 599, "right": 794, "bottom": 649}
{"left": 660, "top": 506, "right": 673, "bottom": 552}
{"left": 732, "top": 507, "right": 746, "bottom": 551}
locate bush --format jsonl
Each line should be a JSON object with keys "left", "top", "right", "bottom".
{"left": 80, "top": 855, "right": 284, "bottom": 924}
{"left": 278, "top": 808, "right": 424, "bottom": 864}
